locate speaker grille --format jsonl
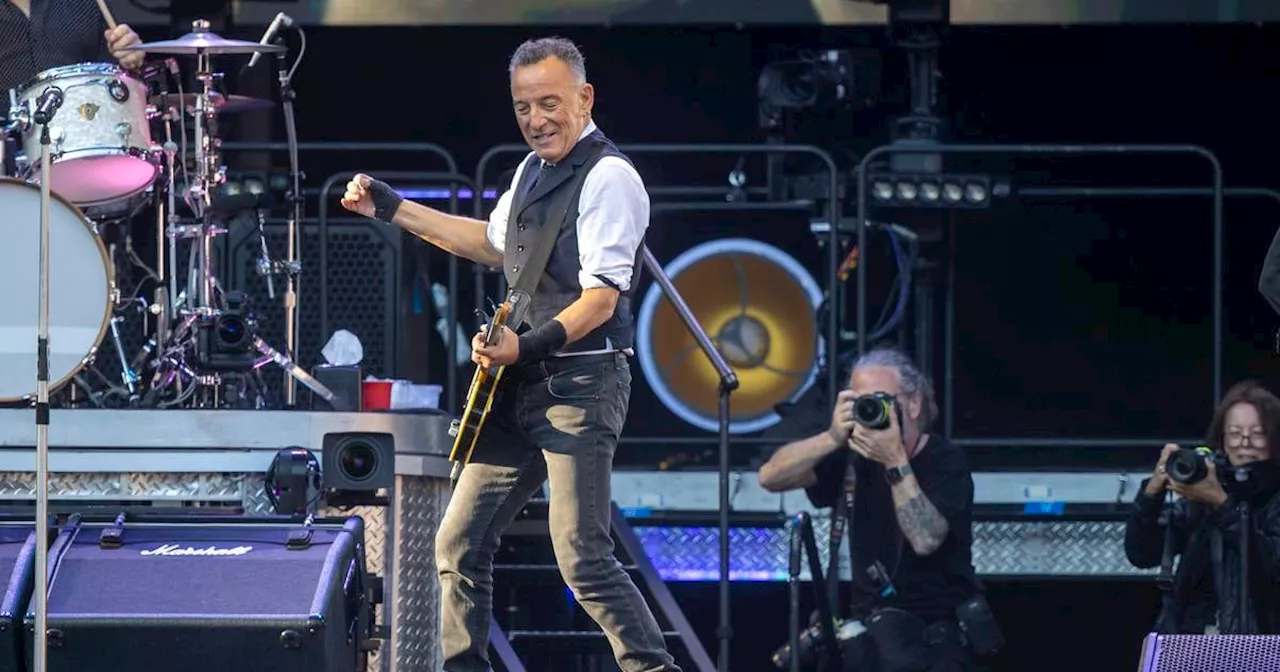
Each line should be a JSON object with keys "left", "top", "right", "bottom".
{"left": 229, "top": 221, "right": 402, "bottom": 385}
{"left": 43, "top": 526, "right": 340, "bottom": 618}
{"left": 1148, "top": 634, "right": 1280, "bottom": 672}
{"left": 49, "top": 555, "right": 326, "bottom": 616}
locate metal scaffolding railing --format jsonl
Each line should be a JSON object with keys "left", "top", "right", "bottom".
{"left": 213, "top": 139, "right": 1280, "bottom": 462}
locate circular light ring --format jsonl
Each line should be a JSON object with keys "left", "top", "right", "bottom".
{"left": 636, "top": 238, "right": 825, "bottom": 434}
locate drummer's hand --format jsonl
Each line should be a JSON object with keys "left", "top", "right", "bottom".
{"left": 106, "top": 24, "right": 145, "bottom": 71}
{"left": 340, "top": 174, "right": 376, "bottom": 219}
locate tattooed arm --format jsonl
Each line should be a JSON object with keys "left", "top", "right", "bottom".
{"left": 888, "top": 467, "right": 951, "bottom": 556}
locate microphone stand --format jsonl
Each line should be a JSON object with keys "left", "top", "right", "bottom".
{"left": 1240, "top": 497, "right": 1250, "bottom": 633}
{"left": 276, "top": 43, "right": 303, "bottom": 407}
{"left": 640, "top": 245, "right": 739, "bottom": 670}
{"left": 1235, "top": 467, "right": 1252, "bottom": 634}
{"left": 33, "top": 91, "right": 62, "bottom": 672}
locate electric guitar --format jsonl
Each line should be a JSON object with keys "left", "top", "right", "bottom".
{"left": 447, "top": 289, "right": 530, "bottom": 483}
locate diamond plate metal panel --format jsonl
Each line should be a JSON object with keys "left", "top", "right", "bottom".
{"left": 972, "top": 520, "right": 1151, "bottom": 576}
{"left": 0, "top": 472, "right": 245, "bottom": 501}
{"left": 632, "top": 518, "right": 1156, "bottom": 581}
{"left": 241, "top": 476, "right": 276, "bottom": 516}
{"left": 390, "top": 474, "right": 452, "bottom": 672}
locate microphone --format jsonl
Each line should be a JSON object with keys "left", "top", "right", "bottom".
{"left": 32, "top": 86, "right": 63, "bottom": 125}
{"left": 247, "top": 12, "right": 293, "bottom": 69}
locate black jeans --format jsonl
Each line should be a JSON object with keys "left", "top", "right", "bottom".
{"left": 435, "top": 353, "right": 680, "bottom": 672}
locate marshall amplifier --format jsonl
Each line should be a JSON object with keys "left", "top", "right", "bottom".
{"left": 25, "top": 515, "right": 375, "bottom": 672}
{"left": 0, "top": 519, "right": 37, "bottom": 672}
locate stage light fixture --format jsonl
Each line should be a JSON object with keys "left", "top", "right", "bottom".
{"left": 636, "top": 239, "right": 824, "bottom": 434}
{"left": 867, "top": 173, "right": 997, "bottom": 208}
{"left": 757, "top": 49, "right": 879, "bottom": 130}
{"left": 264, "top": 447, "right": 321, "bottom": 516}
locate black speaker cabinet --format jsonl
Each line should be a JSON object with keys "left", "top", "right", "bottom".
{"left": 0, "top": 521, "right": 36, "bottom": 672}
{"left": 1138, "top": 633, "right": 1280, "bottom": 672}
{"left": 24, "top": 516, "right": 373, "bottom": 672}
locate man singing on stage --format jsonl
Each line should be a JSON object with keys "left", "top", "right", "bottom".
{"left": 340, "top": 37, "right": 679, "bottom": 672}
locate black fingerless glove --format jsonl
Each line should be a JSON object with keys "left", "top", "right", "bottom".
{"left": 517, "top": 320, "right": 568, "bottom": 365}
{"left": 366, "top": 177, "right": 404, "bottom": 223}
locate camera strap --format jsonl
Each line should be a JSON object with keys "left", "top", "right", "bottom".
{"left": 1158, "top": 500, "right": 1177, "bottom": 589}
{"left": 826, "top": 456, "right": 857, "bottom": 615}
{"left": 1152, "top": 498, "right": 1180, "bottom": 633}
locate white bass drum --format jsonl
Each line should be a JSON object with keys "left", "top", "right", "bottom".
{"left": 0, "top": 178, "right": 114, "bottom": 402}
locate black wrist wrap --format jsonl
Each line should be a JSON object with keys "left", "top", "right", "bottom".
{"left": 367, "top": 178, "right": 404, "bottom": 223}
{"left": 517, "top": 320, "right": 568, "bottom": 364}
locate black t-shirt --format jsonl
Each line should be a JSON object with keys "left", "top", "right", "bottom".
{"left": 806, "top": 435, "right": 979, "bottom": 623}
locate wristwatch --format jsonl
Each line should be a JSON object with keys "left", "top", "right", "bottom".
{"left": 885, "top": 463, "right": 913, "bottom": 485}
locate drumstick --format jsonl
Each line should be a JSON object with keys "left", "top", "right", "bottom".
{"left": 94, "top": 0, "right": 118, "bottom": 29}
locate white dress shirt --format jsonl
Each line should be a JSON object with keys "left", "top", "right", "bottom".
{"left": 485, "top": 122, "right": 650, "bottom": 294}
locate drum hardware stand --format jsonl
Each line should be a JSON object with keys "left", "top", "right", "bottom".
{"left": 123, "top": 19, "right": 315, "bottom": 409}
{"left": 263, "top": 30, "right": 305, "bottom": 406}
{"left": 150, "top": 64, "right": 182, "bottom": 367}
{"left": 31, "top": 83, "right": 65, "bottom": 672}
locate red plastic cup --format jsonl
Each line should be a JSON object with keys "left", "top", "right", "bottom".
{"left": 361, "top": 380, "right": 393, "bottom": 411}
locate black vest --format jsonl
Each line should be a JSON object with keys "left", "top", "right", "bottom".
{"left": 502, "top": 129, "right": 642, "bottom": 354}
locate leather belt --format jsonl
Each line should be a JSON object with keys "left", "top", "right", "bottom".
{"left": 520, "top": 351, "right": 625, "bottom": 379}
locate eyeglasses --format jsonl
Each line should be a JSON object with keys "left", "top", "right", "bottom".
{"left": 1226, "top": 429, "right": 1267, "bottom": 446}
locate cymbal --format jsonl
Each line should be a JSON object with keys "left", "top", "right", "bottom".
{"left": 124, "top": 30, "right": 286, "bottom": 55}
{"left": 152, "top": 92, "right": 275, "bottom": 114}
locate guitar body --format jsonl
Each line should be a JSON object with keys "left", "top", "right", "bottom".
{"left": 447, "top": 289, "right": 530, "bottom": 478}
{"left": 448, "top": 364, "right": 506, "bottom": 464}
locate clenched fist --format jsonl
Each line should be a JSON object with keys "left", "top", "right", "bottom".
{"left": 340, "top": 174, "right": 376, "bottom": 218}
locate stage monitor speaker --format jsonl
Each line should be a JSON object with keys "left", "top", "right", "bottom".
{"left": 25, "top": 516, "right": 373, "bottom": 672}
{"left": 1138, "top": 633, "right": 1280, "bottom": 672}
{"left": 0, "top": 521, "right": 36, "bottom": 672}
{"left": 636, "top": 237, "right": 824, "bottom": 434}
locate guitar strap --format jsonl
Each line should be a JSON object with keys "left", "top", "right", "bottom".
{"left": 507, "top": 143, "right": 608, "bottom": 310}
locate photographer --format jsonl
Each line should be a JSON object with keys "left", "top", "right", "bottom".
{"left": 1125, "top": 380, "right": 1280, "bottom": 635}
{"left": 759, "top": 348, "right": 995, "bottom": 671}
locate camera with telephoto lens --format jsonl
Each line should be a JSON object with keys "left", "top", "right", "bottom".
{"left": 771, "top": 616, "right": 865, "bottom": 669}
{"left": 1166, "top": 446, "right": 1217, "bottom": 485}
{"left": 853, "top": 392, "right": 898, "bottom": 430}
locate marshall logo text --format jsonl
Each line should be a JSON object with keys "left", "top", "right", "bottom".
{"left": 139, "top": 544, "right": 253, "bottom": 557}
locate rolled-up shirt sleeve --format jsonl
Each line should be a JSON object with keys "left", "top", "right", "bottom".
{"left": 486, "top": 188, "right": 512, "bottom": 255}
{"left": 576, "top": 157, "right": 649, "bottom": 292}
{"left": 486, "top": 154, "right": 534, "bottom": 256}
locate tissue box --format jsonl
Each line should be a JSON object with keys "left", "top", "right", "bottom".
{"left": 309, "top": 365, "right": 362, "bottom": 412}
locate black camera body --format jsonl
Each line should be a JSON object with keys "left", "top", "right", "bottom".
{"left": 853, "top": 392, "right": 901, "bottom": 431}
{"left": 196, "top": 291, "right": 260, "bottom": 371}
{"left": 1166, "top": 446, "right": 1221, "bottom": 486}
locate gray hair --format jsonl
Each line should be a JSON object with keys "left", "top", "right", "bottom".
{"left": 852, "top": 347, "right": 938, "bottom": 432}
{"left": 508, "top": 37, "right": 587, "bottom": 84}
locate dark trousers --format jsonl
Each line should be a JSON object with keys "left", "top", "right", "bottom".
{"left": 842, "top": 618, "right": 973, "bottom": 672}
{"left": 435, "top": 353, "right": 680, "bottom": 672}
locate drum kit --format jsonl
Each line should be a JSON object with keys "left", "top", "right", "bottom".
{"left": 0, "top": 19, "right": 333, "bottom": 411}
